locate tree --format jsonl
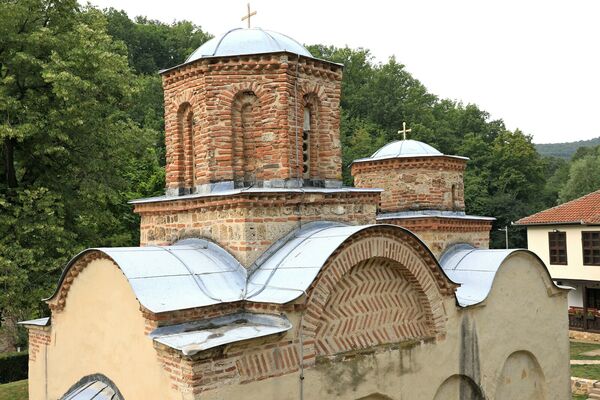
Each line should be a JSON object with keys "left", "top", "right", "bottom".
{"left": 104, "top": 8, "right": 212, "bottom": 75}
{"left": 559, "top": 148, "right": 600, "bottom": 203}
{"left": 0, "top": 0, "right": 162, "bottom": 340}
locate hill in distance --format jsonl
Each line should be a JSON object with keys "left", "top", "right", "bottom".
{"left": 536, "top": 137, "right": 600, "bottom": 159}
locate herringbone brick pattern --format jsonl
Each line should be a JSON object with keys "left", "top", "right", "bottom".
{"left": 315, "top": 258, "right": 432, "bottom": 355}
{"left": 237, "top": 342, "right": 300, "bottom": 382}
{"left": 303, "top": 226, "right": 456, "bottom": 358}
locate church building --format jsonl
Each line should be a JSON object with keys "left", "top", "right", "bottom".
{"left": 21, "top": 25, "right": 570, "bottom": 400}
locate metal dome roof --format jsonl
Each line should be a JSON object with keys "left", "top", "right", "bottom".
{"left": 372, "top": 139, "right": 442, "bottom": 158}
{"left": 353, "top": 139, "right": 469, "bottom": 163}
{"left": 186, "top": 28, "right": 312, "bottom": 62}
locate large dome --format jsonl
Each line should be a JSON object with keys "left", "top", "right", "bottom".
{"left": 186, "top": 28, "right": 313, "bottom": 63}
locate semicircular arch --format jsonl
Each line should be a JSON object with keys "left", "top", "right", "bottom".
{"left": 302, "top": 225, "right": 457, "bottom": 357}
{"left": 433, "top": 374, "right": 485, "bottom": 400}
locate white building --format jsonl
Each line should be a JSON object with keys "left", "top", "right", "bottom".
{"left": 515, "top": 189, "right": 600, "bottom": 334}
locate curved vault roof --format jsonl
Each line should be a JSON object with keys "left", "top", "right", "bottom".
{"left": 439, "top": 244, "right": 567, "bottom": 307}
{"left": 46, "top": 224, "right": 564, "bottom": 316}
{"left": 186, "top": 28, "right": 312, "bottom": 63}
{"left": 47, "top": 222, "right": 451, "bottom": 314}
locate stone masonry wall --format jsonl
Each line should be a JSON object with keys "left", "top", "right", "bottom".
{"left": 134, "top": 191, "right": 378, "bottom": 267}
{"left": 161, "top": 53, "right": 343, "bottom": 193}
{"left": 351, "top": 157, "right": 467, "bottom": 213}
{"left": 383, "top": 217, "right": 492, "bottom": 258}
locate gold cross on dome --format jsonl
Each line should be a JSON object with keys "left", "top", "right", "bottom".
{"left": 398, "top": 122, "right": 412, "bottom": 140}
{"left": 241, "top": 3, "right": 257, "bottom": 28}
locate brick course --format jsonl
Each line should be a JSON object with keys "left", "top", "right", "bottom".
{"left": 134, "top": 191, "right": 378, "bottom": 267}
{"left": 351, "top": 156, "right": 467, "bottom": 213}
{"left": 383, "top": 217, "right": 492, "bottom": 257}
{"left": 27, "top": 326, "right": 51, "bottom": 362}
{"left": 162, "top": 54, "right": 343, "bottom": 194}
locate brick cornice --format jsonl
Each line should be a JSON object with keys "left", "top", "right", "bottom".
{"left": 162, "top": 53, "right": 342, "bottom": 86}
{"left": 133, "top": 191, "right": 380, "bottom": 215}
{"left": 384, "top": 217, "right": 493, "bottom": 232}
{"left": 351, "top": 156, "right": 467, "bottom": 173}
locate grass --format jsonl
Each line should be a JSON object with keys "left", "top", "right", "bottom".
{"left": 573, "top": 395, "right": 587, "bottom": 400}
{"left": 571, "top": 340, "right": 600, "bottom": 360}
{"left": 572, "top": 364, "right": 600, "bottom": 381}
{"left": 0, "top": 380, "right": 27, "bottom": 400}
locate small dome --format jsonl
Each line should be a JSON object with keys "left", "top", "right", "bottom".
{"left": 186, "top": 28, "right": 312, "bottom": 63}
{"left": 371, "top": 139, "right": 442, "bottom": 159}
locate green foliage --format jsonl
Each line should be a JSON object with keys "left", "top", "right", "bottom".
{"left": 536, "top": 137, "right": 600, "bottom": 159}
{"left": 559, "top": 147, "right": 600, "bottom": 203}
{"left": 308, "top": 44, "right": 548, "bottom": 248}
{"left": 0, "top": 352, "right": 28, "bottom": 384}
{"left": 0, "top": 1, "right": 170, "bottom": 342}
{"left": 104, "top": 8, "right": 212, "bottom": 75}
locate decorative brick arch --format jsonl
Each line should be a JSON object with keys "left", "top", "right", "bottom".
{"left": 301, "top": 82, "right": 328, "bottom": 102}
{"left": 46, "top": 251, "right": 112, "bottom": 312}
{"left": 219, "top": 82, "right": 270, "bottom": 109}
{"left": 170, "top": 88, "right": 197, "bottom": 110}
{"left": 176, "top": 102, "right": 195, "bottom": 188}
{"left": 165, "top": 89, "right": 207, "bottom": 191}
{"left": 217, "top": 82, "right": 270, "bottom": 183}
{"left": 302, "top": 92, "right": 322, "bottom": 179}
{"left": 302, "top": 226, "right": 456, "bottom": 358}
{"left": 300, "top": 82, "right": 341, "bottom": 181}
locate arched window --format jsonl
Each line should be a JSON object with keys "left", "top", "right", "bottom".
{"left": 451, "top": 184, "right": 457, "bottom": 210}
{"left": 303, "top": 106, "right": 311, "bottom": 179}
{"left": 177, "top": 103, "right": 195, "bottom": 192}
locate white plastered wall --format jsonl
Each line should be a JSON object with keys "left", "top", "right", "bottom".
{"left": 28, "top": 259, "right": 179, "bottom": 400}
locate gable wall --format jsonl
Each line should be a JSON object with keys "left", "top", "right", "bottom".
{"left": 28, "top": 259, "right": 178, "bottom": 400}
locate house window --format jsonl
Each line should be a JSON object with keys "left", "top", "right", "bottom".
{"left": 548, "top": 231, "right": 567, "bottom": 265}
{"left": 583, "top": 231, "right": 600, "bottom": 266}
{"left": 587, "top": 288, "right": 600, "bottom": 310}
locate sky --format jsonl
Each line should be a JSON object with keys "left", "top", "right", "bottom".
{"left": 82, "top": 0, "right": 600, "bottom": 144}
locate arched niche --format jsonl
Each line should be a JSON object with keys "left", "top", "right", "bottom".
{"left": 302, "top": 225, "right": 456, "bottom": 357}
{"left": 356, "top": 393, "right": 394, "bottom": 400}
{"left": 302, "top": 93, "right": 321, "bottom": 180}
{"left": 433, "top": 374, "right": 485, "bottom": 400}
{"left": 495, "top": 351, "right": 546, "bottom": 400}
{"left": 231, "top": 90, "right": 262, "bottom": 185}
{"left": 176, "top": 102, "right": 195, "bottom": 191}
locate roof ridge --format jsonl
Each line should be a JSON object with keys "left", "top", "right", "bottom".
{"left": 517, "top": 188, "right": 600, "bottom": 224}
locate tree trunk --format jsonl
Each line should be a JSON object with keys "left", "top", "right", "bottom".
{"left": 3, "top": 138, "right": 17, "bottom": 188}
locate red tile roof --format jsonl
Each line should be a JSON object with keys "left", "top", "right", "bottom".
{"left": 516, "top": 189, "right": 600, "bottom": 225}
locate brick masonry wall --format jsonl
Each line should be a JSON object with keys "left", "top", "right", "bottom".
{"left": 383, "top": 217, "right": 492, "bottom": 257}
{"left": 351, "top": 157, "right": 467, "bottom": 213}
{"left": 161, "top": 53, "right": 343, "bottom": 193}
{"left": 146, "top": 226, "right": 456, "bottom": 397}
{"left": 134, "top": 191, "right": 378, "bottom": 267}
